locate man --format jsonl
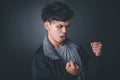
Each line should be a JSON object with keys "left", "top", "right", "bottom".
{"left": 32, "top": 1, "right": 103, "bottom": 80}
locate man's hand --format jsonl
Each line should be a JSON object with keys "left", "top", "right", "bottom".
{"left": 91, "top": 42, "right": 103, "bottom": 56}
{"left": 66, "top": 61, "right": 80, "bottom": 75}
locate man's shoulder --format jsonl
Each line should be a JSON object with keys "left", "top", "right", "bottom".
{"left": 36, "top": 44, "right": 43, "bottom": 54}
{"left": 32, "top": 44, "right": 54, "bottom": 64}
{"left": 32, "top": 44, "right": 44, "bottom": 59}
{"left": 65, "top": 38, "right": 80, "bottom": 48}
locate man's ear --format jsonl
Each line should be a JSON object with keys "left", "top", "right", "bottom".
{"left": 44, "top": 21, "right": 50, "bottom": 30}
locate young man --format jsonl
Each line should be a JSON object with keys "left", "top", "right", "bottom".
{"left": 32, "top": 2, "right": 103, "bottom": 80}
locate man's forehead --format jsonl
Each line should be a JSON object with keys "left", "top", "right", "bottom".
{"left": 51, "top": 20, "right": 70, "bottom": 25}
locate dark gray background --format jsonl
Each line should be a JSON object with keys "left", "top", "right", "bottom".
{"left": 0, "top": 0, "right": 119, "bottom": 80}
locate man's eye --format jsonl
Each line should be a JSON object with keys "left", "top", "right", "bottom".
{"left": 57, "top": 25, "right": 62, "bottom": 28}
{"left": 66, "top": 26, "right": 69, "bottom": 28}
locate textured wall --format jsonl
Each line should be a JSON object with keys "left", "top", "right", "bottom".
{"left": 0, "top": 0, "right": 119, "bottom": 80}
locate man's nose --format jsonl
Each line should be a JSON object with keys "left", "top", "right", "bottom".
{"left": 62, "top": 27, "right": 68, "bottom": 33}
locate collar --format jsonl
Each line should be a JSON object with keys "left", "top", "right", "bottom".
{"left": 43, "top": 36, "right": 60, "bottom": 60}
{"left": 43, "top": 36, "right": 79, "bottom": 60}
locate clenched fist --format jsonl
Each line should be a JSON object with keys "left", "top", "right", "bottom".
{"left": 66, "top": 61, "right": 80, "bottom": 75}
{"left": 91, "top": 42, "right": 103, "bottom": 56}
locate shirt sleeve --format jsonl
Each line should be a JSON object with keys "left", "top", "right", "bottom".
{"left": 78, "top": 45, "right": 104, "bottom": 80}
{"left": 88, "top": 52, "right": 104, "bottom": 80}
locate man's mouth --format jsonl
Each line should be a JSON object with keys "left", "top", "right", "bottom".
{"left": 60, "top": 36, "right": 66, "bottom": 40}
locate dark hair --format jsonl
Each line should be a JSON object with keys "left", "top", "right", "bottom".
{"left": 41, "top": 2, "right": 74, "bottom": 22}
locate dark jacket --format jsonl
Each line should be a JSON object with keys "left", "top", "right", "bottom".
{"left": 32, "top": 41, "right": 103, "bottom": 80}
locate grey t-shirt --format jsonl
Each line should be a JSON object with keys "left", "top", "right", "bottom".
{"left": 55, "top": 45, "right": 81, "bottom": 66}
{"left": 55, "top": 44, "right": 85, "bottom": 80}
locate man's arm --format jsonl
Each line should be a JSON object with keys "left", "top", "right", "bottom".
{"left": 32, "top": 54, "right": 55, "bottom": 80}
{"left": 89, "top": 42, "right": 103, "bottom": 80}
{"left": 78, "top": 44, "right": 103, "bottom": 80}
{"left": 32, "top": 50, "right": 79, "bottom": 80}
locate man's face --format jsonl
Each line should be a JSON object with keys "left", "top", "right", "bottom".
{"left": 44, "top": 20, "right": 70, "bottom": 44}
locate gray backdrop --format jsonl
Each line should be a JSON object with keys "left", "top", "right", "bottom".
{"left": 0, "top": 0, "right": 119, "bottom": 80}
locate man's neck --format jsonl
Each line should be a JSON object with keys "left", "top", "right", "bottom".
{"left": 48, "top": 37, "right": 63, "bottom": 48}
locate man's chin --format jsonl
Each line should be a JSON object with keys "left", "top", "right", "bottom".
{"left": 59, "top": 39, "right": 66, "bottom": 43}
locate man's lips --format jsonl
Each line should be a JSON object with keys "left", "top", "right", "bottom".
{"left": 60, "top": 36, "right": 66, "bottom": 40}
{"left": 60, "top": 35, "right": 65, "bottom": 38}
